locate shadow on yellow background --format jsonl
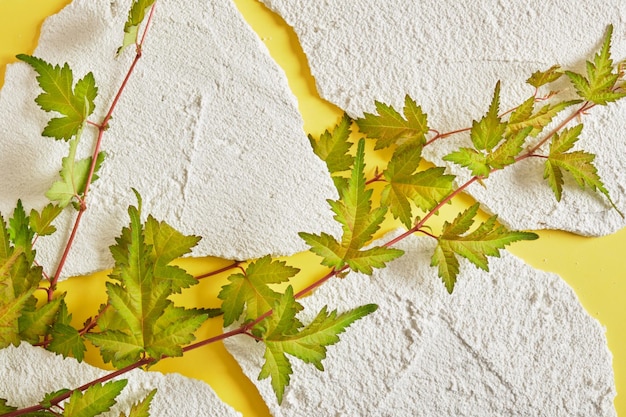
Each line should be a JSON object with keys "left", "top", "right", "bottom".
{"left": 0, "top": 1, "right": 624, "bottom": 416}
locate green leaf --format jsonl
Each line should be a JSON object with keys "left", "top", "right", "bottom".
{"left": 343, "top": 246, "right": 404, "bottom": 275}
{"left": 308, "top": 113, "right": 354, "bottom": 174}
{"left": 548, "top": 124, "right": 584, "bottom": 155}
{"left": 48, "top": 323, "right": 87, "bottom": 362}
{"left": 431, "top": 204, "right": 538, "bottom": 293}
{"left": 356, "top": 95, "right": 429, "bottom": 149}
{"left": 19, "top": 295, "right": 63, "bottom": 345}
{"left": 16, "top": 55, "right": 97, "bottom": 140}
{"left": 63, "top": 380, "right": 127, "bottom": 417}
{"left": 564, "top": 25, "right": 626, "bottom": 105}
{"left": 147, "top": 305, "right": 207, "bottom": 360}
{"left": 382, "top": 141, "right": 454, "bottom": 227}
{"left": 144, "top": 215, "right": 200, "bottom": 293}
{"left": 218, "top": 255, "right": 299, "bottom": 327}
{"left": 119, "top": 389, "right": 157, "bottom": 417}
{"left": 544, "top": 125, "right": 621, "bottom": 213}
{"left": 29, "top": 204, "right": 63, "bottom": 236}
{"left": 526, "top": 65, "right": 564, "bottom": 88}
{"left": 256, "top": 286, "right": 377, "bottom": 404}
{"left": 470, "top": 81, "right": 506, "bottom": 151}
{"left": 0, "top": 398, "right": 17, "bottom": 413}
{"left": 40, "top": 389, "right": 71, "bottom": 409}
{"left": 443, "top": 148, "right": 490, "bottom": 177}
{"left": 87, "top": 200, "right": 206, "bottom": 367}
{"left": 0, "top": 289, "right": 34, "bottom": 348}
{"left": 506, "top": 99, "right": 581, "bottom": 137}
{"left": 118, "top": 0, "right": 156, "bottom": 55}
{"left": 8, "top": 200, "right": 35, "bottom": 257}
{"left": 0, "top": 208, "right": 45, "bottom": 348}
{"left": 300, "top": 139, "right": 403, "bottom": 274}
{"left": 487, "top": 126, "right": 533, "bottom": 170}
{"left": 46, "top": 137, "right": 106, "bottom": 208}
{"left": 298, "top": 232, "right": 344, "bottom": 270}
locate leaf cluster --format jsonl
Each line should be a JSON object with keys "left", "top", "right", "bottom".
{"left": 18, "top": 55, "right": 105, "bottom": 209}
{"left": 253, "top": 286, "right": 376, "bottom": 404}
{"left": 16, "top": 55, "right": 97, "bottom": 141}
{"left": 565, "top": 25, "right": 626, "bottom": 105}
{"left": 301, "top": 138, "right": 404, "bottom": 275}
{"left": 0, "top": 381, "right": 156, "bottom": 417}
{"left": 0, "top": 201, "right": 64, "bottom": 350}
{"left": 86, "top": 198, "right": 208, "bottom": 368}
{"left": 443, "top": 81, "right": 578, "bottom": 177}
{"left": 431, "top": 204, "right": 537, "bottom": 292}
{"left": 3, "top": 10, "right": 626, "bottom": 417}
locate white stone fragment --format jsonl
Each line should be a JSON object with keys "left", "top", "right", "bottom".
{"left": 225, "top": 234, "right": 616, "bottom": 416}
{"left": 0, "top": 0, "right": 337, "bottom": 278}
{"left": 261, "top": 0, "right": 626, "bottom": 235}
{"left": 0, "top": 343, "right": 241, "bottom": 416}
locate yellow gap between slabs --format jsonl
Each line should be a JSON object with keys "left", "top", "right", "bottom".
{"left": 0, "top": 1, "right": 624, "bottom": 416}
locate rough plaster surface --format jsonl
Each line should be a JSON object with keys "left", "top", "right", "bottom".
{"left": 0, "top": 343, "right": 240, "bottom": 416}
{"left": 261, "top": 0, "right": 626, "bottom": 236}
{"left": 225, "top": 234, "right": 616, "bottom": 416}
{"left": 0, "top": 0, "right": 337, "bottom": 278}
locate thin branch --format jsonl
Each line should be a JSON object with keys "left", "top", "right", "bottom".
{"left": 194, "top": 260, "right": 242, "bottom": 280}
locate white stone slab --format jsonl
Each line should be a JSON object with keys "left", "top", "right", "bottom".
{"left": 225, "top": 234, "right": 616, "bottom": 416}
{"left": 261, "top": 0, "right": 626, "bottom": 235}
{"left": 0, "top": 343, "right": 240, "bottom": 416}
{"left": 0, "top": 0, "right": 337, "bottom": 278}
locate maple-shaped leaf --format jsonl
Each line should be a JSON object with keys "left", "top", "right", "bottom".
{"left": 381, "top": 142, "right": 454, "bottom": 228}
{"left": 46, "top": 137, "right": 106, "bottom": 208}
{"left": 118, "top": 0, "right": 156, "bottom": 55}
{"left": 356, "top": 95, "right": 429, "bottom": 149}
{"left": 565, "top": 25, "right": 626, "bottom": 105}
{"left": 17, "top": 54, "right": 97, "bottom": 141}
{"left": 255, "top": 286, "right": 377, "bottom": 404}
{"left": 506, "top": 97, "right": 581, "bottom": 137}
{"left": 431, "top": 203, "right": 538, "bottom": 293}
{"left": 218, "top": 255, "right": 299, "bottom": 327}
{"left": 62, "top": 380, "right": 127, "bottom": 417}
{"left": 308, "top": 113, "right": 354, "bottom": 174}
{"left": 0, "top": 208, "right": 45, "bottom": 348}
{"left": 470, "top": 81, "right": 506, "bottom": 151}
{"left": 445, "top": 86, "right": 537, "bottom": 176}
{"left": 119, "top": 389, "right": 157, "bottom": 417}
{"left": 543, "top": 125, "right": 621, "bottom": 213}
{"left": 526, "top": 65, "right": 564, "bottom": 88}
{"left": 29, "top": 204, "right": 63, "bottom": 237}
{"left": 87, "top": 201, "right": 207, "bottom": 367}
{"left": 299, "top": 139, "right": 404, "bottom": 274}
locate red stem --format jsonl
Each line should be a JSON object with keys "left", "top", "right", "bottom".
{"left": 194, "top": 261, "right": 242, "bottom": 280}
{"left": 46, "top": 6, "right": 156, "bottom": 299}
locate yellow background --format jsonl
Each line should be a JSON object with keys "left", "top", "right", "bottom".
{"left": 0, "top": 1, "right": 624, "bottom": 416}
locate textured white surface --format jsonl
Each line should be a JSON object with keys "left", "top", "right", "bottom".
{"left": 0, "top": 0, "right": 337, "bottom": 278}
{"left": 0, "top": 343, "right": 241, "bottom": 416}
{"left": 225, "top": 234, "right": 616, "bottom": 416}
{"left": 261, "top": 0, "right": 626, "bottom": 236}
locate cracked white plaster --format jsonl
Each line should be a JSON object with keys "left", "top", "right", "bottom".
{"left": 0, "top": 0, "right": 337, "bottom": 278}
{"left": 225, "top": 233, "right": 616, "bottom": 416}
{"left": 260, "top": 0, "right": 626, "bottom": 236}
{"left": 0, "top": 343, "right": 241, "bottom": 416}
